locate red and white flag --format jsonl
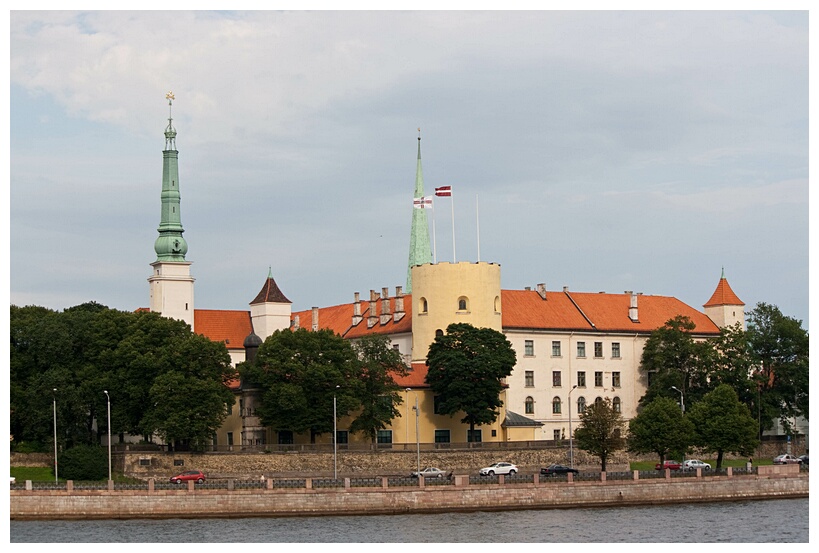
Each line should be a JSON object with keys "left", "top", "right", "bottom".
{"left": 413, "top": 196, "right": 433, "bottom": 209}
{"left": 435, "top": 186, "right": 452, "bottom": 197}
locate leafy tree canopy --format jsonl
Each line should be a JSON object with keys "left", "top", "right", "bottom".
{"left": 687, "top": 384, "right": 760, "bottom": 468}
{"left": 574, "top": 397, "right": 626, "bottom": 472}
{"left": 627, "top": 396, "right": 694, "bottom": 463}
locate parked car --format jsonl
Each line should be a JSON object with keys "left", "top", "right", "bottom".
{"left": 798, "top": 454, "right": 809, "bottom": 465}
{"left": 683, "top": 459, "right": 711, "bottom": 471}
{"left": 410, "top": 467, "right": 452, "bottom": 479}
{"left": 169, "top": 470, "right": 206, "bottom": 484}
{"left": 540, "top": 464, "right": 579, "bottom": 476}
{"left": 479, "top": 462, "right": 518, "bottom": 476}
{"left": 773, "top": 454, "right": 802, "bottom": 465}
{"left": 655, "top": 460, "right": 682, "bottom": 471}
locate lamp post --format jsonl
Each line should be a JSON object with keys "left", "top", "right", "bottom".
{"left": 568, "top": 384, "right": 578, "bottom": 468}
{"left": 333, "top": 386, "right": 339, "bottom": 480}
{"left": 407, "top": 388, "right": 420, "bottom": 476}
{"left": 405, "top": 388, "right": 410, "bottom": 448}
{"left": 104, "top": 390, "right": 112, "bottom": 482}
{"left": 52, "top": 388, "right": 58, "bottom": 483}
{"left": 671, "top": 386, "right": 685, "bottom": 467}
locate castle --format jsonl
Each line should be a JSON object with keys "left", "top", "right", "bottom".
{"left": 147, "top": 96, "right": 744, "bottom": 449}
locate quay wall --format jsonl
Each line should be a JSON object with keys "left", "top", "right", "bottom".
{"left": 10, "top": 471, "right": 808, "bottom": 520}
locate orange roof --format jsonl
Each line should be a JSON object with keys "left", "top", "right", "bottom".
{"left": 290, "top": 296, "right": 413, "bottom": 339}
{"left": 194, "top": 309, "right": 253, "bottom": 350}
{"left": 393, "top": 362, "right": 430, "bottom": 389}
{"left": 704, "top": 278, "right": 744, "bottom": 308}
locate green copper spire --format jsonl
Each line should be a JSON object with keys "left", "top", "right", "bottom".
{"left": 154, "top": 92, "right": 189, "bottom": 261}
{"left": 406, "top": 129, "right": 432, "bottom": 292}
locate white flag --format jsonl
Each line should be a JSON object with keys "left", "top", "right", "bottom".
{"left": 413, "top": 196, "right": 433, "bottom": 209}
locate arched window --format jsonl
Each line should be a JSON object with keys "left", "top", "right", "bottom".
{"left": 421, "top": 298, "right": 428, "bottom": 313}
{"left": 552, "top": 396, "right": 562, "bottom": 414}
{"left": 435, "top": 329, "right": 444, "bottom": 337}
{"left": 525, "top": 396, "right": 534, "bottom": 414}
{"left": 494, "top": 296, "right": 501, "bottom": 312}
{"left": 577, "top": 396, "right": 586, "bottom": 414}
{"left": 457, "top": 296, "right": 468, "bottom": 311}
{"left": 613, "top": 396, "right": 621, "bottom": 413}
{"left": 595, "top": 396, "right": 603, "bottom": 405}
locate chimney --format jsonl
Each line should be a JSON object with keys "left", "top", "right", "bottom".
{"left": 380, "top": 287, "right": 392, "bottom": 325}
{"left": 394, "top": 286, "right": 405, "bottom": 323}
{"left": 293, "top": 314, "right": 300, "bottom": 330}
{"left": 367, "top": 290, "right": 379, "bottom": 328}
{"left": 536, "top": 283, "right": 547, "bottom": 300}
{"left": 627, "top": 291, "right": 639, "bottom": 322}
{"left": 525, "top": 286, "right": 531, "bottom": 291}
{"left": 312, "top": 307, "right": 319, "bottom": 331}
{"left": 563, "top": 286, "right": 569, "bottom": 292}
{"left": 352, "top": 292, "right": 363, "bottom": 326}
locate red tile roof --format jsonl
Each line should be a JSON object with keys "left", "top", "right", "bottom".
{"left": 703, "top": 278, "right": 744, "bottom": 308}
{"left": 393, "top": 362, "right": 430, "bottom": 389}
{"left": 290, "top": 296, "right": 413, "bottom": 339}
{"left": 194, "top": 309, "right": 253, "bottom": 350}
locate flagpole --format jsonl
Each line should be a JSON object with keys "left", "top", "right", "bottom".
{"left": 476, "top": 194, "right": 480, "bottom": 262}
{"left": 450, "top": 190, "right": 456, "bottom": 263}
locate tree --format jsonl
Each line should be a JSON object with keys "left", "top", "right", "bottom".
{"left": 347, "top": 335, "right": 409, "bottom": 444}
{"left": 628, "top": 396, "right": 694, "bottom": 464}
{"left": 687, "top": 384, "right": 759, "bottom": 468}
{"left": 243, "top": 328, "right": 362, "bottom": 443}
{"left": 425, "top": 323, "right": 517, "bottom": 439}
{"left": 746, "top": 303, "right": 809, "bottom": 435}
{"left": 574, "top": 398, "right": 626, "bottom": 472}
{"left": 638, "top": 316, "right": 713, "bottom": 409}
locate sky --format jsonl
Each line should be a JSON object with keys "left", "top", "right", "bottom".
{"left": 6, "top": 7, "right": 812, "bottom": 331}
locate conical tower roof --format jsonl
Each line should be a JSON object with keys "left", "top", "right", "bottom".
{"left": 250, "top": 267, "right": 291, "bottom": 305}
{"left": 704, "top": 269, "right": 744, "bottom": 307}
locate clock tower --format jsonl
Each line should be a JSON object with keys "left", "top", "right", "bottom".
{"left": 148, "top": 92, "right": 195, "bottom": 329}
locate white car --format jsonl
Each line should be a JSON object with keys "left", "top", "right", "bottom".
{"left": 683, "top": 459, "right": 711, "bottom": 471}
{"left": 411, "top": 467, "right": 452, "bottom": 479}
{"left": 479, "top": 462, "right": 518, "bottom": 476}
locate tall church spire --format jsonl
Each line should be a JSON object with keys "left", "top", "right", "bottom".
{"left": 406, "top": 129, "right": 432, "bottom": 292}
{"left": 154, "top": 91, "right": 188, "bottom": 261}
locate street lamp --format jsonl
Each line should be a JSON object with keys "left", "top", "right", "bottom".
{"left": 407, "top": 388, "right": 420, "bottom": 476}
{"left": 52, "top": 388, "right": 58, "bottom": 483}
{"left": 104, "top": 390, "right": 112, "bottom": 482}
{"left": 568, "top": 385, "right": 578, "bottom": 468}
{"left": 671, "top": 386, "right": 685, "bottom": 467}
{"left": 333, "top": 386, "right": 339, "bottom": 480}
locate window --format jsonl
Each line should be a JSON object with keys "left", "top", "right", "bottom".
{"left": 467, "top": 429, "right": 482, "bottom": 443}
{"left": 434, "top": 430, "right": 450, "bottom": 444}
{"left": 595, "top": 396, "right": 603, "bottom": 405}
{"left": 433, "top": 395, "right": 442, "bottom": 415}
{"left": 612, "top": 342, "right": 621, "bottom": 358}
{"left": 524, "top": 340, "right": 534, "bottom": 356}
{"left": 525, "top": 370, "right": 534, "bottom": 387}
{"left": 421, "top": 298, "right": 428, "bottom": 313}
{"left": 458, "top": 297, "right": 468, "bottom": 311}
{"left": 377, "top": 430, "right": 392, "bottom": 444}
{"left": 595, "top": 371, "right": 603, "bottom": 387}
{"left": 277, "top": 431, "right": 293, "bottom": 445}
{"left": 577, "top": 341, "right": 586, "bottom": 357}
{"left": 525, "top": 396, "right": 534, "bottom": 414}
{"left": 612, "top": 371, "right": 621, "bottom": 388}
{"left": 613, "top": 397, "right": 621, "bottom": 413}
{"left": 577, "top": 371, "right": 586, "bottom": 387}
{"left": 594, "top": 342, "right": 603, "bottom": 358}
{"left": 552, "top": 341, "right": 562, "bottom": 357}
{"left": 552, "top": 396, "right": 562, "bottom": 414}
{"left": 553, "top": 371, "right": 562, "bottom": 387}
{"left": 577, "top": 396, "right": 586, "bottom": 414}
{"left": 336, "top": 430, "right": 349, "bottom": 444}
{"left": 435, "top": 329, "right": 444, "bottom": 337}
{"left": 227, "top": 432, "right": 233, "bottom": 446}
{"left": 553, "top": 429, "right": 561, "bottom": 442}
{"left": 393, "top": 344, "right": 400, "bottom": 351}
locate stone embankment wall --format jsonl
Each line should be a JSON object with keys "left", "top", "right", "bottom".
{"left": 10, "top": 468, "right": 808, "bottom": 520}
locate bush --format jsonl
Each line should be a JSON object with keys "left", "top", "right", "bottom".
{"left": 59, "top": 445, "right": 108, "bottom": 481}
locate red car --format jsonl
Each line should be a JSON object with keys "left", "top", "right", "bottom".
{"left": 655, "top": 460, "right": 682, "bottom": 471}
{"left": 169, "top": 470, "right": 206, "bottom": 484}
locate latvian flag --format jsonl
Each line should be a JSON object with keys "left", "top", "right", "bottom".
{"left": 413, "top": 196, "right": 433, "bottom": 209}
{"left": 435, "top": 186, "right": 452, "bottom": 197}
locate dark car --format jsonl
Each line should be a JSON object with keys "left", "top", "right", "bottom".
{"left": 540, "top": 464, "right": 579, "bottom": 476}
{"left": 655, "top": 460, "right": 682, "bottom": 471}
{"left": 798, "top": 454, "right": 808, "bottom": 465}
{"left": 170, "top": 470, "right": 206, "bottom": 484}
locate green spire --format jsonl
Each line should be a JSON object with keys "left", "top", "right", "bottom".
{"left": 154, "top": 92, "right": 188, "bottom": 261}
{"left": 406, "top": 130, "right": 432, "bottom": 292}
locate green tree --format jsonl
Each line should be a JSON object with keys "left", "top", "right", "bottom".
{"left": 628, "top": 396, "right": 694, "bottom": 464}
{"left": 574, "top": 398, "right": 626, "bottom": 472}
{"left": 58, "top": 445, "right": 108, "bottom": 481}
{"left": 687, "top": 384, "right": 759, "bottom": 468}
{"left": 746, "top": 303, "right": 809, "bottom": 435}
{"left": 425, "top": 323, "right": 517, "bottom": 439}
{"left": 638, "top": 316, "right": 713, "bottom": 409}
{"left": 243, "top": 328, "right": 362, "bottom": 443}
{"left": 347, "top": 335, "right": 409, "bottom": 444}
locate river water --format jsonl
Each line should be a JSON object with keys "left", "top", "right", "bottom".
{"left": 9, "top": 498, "right": 808, "bottom": 542}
